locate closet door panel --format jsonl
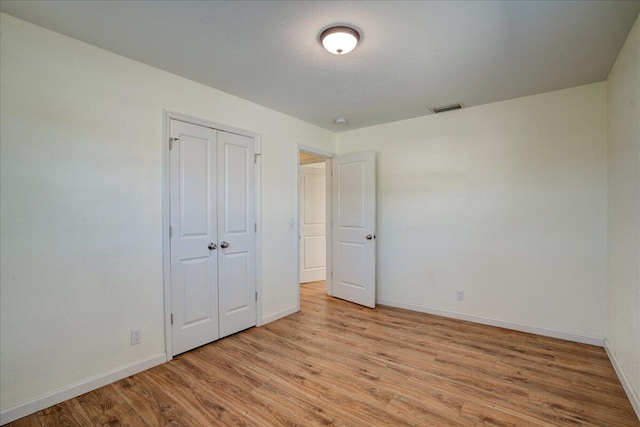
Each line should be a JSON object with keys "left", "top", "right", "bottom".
{"left": 169, "top": 119, "right": 219, "bottom": 356}
{"left": 217, "top": 130, "right": 256, "bottom": 338}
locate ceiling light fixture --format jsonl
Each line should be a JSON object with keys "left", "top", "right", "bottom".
{"left": 320, "top": 26, "right": 360, "bottom": 55}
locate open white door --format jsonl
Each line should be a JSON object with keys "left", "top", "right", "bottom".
{"left": 332, "top": 151, "right": 376, "bottom": 308}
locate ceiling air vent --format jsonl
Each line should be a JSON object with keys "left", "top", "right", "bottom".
{"left": 431, "top": 103, "right": 464, "bottom": 114}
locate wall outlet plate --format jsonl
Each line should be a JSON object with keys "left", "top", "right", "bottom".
{"left": 131, "top": 328, "right": 141, "bottom": 345}
{"left": 456, "top": 290, "right": 464, "bottom": 301}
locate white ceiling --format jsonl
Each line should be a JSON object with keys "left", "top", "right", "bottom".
{"left": 2, "top": 1, "right": 639, "bottom": 132}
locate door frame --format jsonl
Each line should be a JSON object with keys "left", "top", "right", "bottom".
{"left": 162, "top": 111, "right": 262, "bottom": 361}
{"left": 296, "top": 144, "right": 336, "bottom": 304}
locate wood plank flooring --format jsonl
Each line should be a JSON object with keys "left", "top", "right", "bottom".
{"left": 8, "top": 281, "right": 639, "bottom": 426}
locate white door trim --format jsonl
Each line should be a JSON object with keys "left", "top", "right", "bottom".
{"left": 163, "top": 110, "right": 262, "bottom": 361}
{"left": 296, "top": 145, "right": 336, "bottom": 304}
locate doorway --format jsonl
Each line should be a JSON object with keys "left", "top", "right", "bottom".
{"left": 297, "top": 146, "right": 334, "bottom": 299}
{"left": 297, "top": 146, "right": 378, "bottom": 310}
{"left": 299, "top": 155, "right": 327, "bottom": 285}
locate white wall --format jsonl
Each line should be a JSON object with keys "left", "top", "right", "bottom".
{"left": 606, "top": 15, "right": 640, "bottom": 414}
{"left": 336, "top": 83, "right": 608, "bottom": 342}
{"left": 0, "top": 13, "right": 334, "bottom": 414}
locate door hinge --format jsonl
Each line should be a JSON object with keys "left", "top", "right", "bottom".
{"left": 169, "top": 137, "right": 179, "bottom": 150}
{"left": 254, "top": 153, "right": 261, "bottom": 164}
{"left": 255, "top": 291, "right": 258, "bottom": 301}
{"left": 254, "top": 223, "right": 257, "bottom": 233}
{"left": 169, "top": 226, "right": 173, "bottom": 238}
{"left": 170, "top": 313, "right": 174, "bottom": 325}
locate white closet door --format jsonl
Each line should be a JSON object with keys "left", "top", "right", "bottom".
{"left": 170, "top": 120, "right": 219, "bottom": 355}
{"left": 332, "top": 151, "right": 376, "bottom": 308}
{"left": 217, "top": 130, "right": 257, "bottom": 338}
{"left": 299, "top": 164, "right": 327, "bottom": 283}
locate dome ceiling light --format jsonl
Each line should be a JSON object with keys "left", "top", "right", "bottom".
{"left": 320, "top": 26, "right": 360, "bottom": 55}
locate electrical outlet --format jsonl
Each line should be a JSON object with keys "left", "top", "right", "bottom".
{"left": 131, "top": 328, "right": 141, "bottom": 345}
{"left": 456, "top": 290, "right": 464, "bottom": 301}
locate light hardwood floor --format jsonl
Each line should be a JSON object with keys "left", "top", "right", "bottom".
{"left": 8, "top": 281, "right": 639, "bottom": 426}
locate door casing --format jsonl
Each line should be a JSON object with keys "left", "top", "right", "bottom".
{"left": 163, "top": 111, "right": 262, "bottom": 361}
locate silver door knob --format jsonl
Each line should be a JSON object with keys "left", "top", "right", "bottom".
{"left": 220, "top": 241, "right": 230, "bottom": 249}
{"left": 365, "top": 234, "right": 375, "bottom": 240}
{"left": 208, "top": 243, "right": 217, "bottom": 250}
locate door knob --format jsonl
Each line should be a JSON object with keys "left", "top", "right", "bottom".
{"left": 365, "top": 234, "right": 375, "bottom": 240}
{"left": 220, "top": 241, "right": 230, "bottom": 249}
{"left": 208, "top": 243, "right": 217, "bottom": 250}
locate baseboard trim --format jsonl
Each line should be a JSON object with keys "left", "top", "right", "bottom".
{"left": 0, "top": 353, "right": 166, "bottom": 426}
{"left": 376, "top": 298, "right": 605, "bottom": 347}
{"left": 604, "top": 339, "right": 640, "bottom": 420}
{"left": 261, "top": 305, "right": 299, "bottom": 325}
